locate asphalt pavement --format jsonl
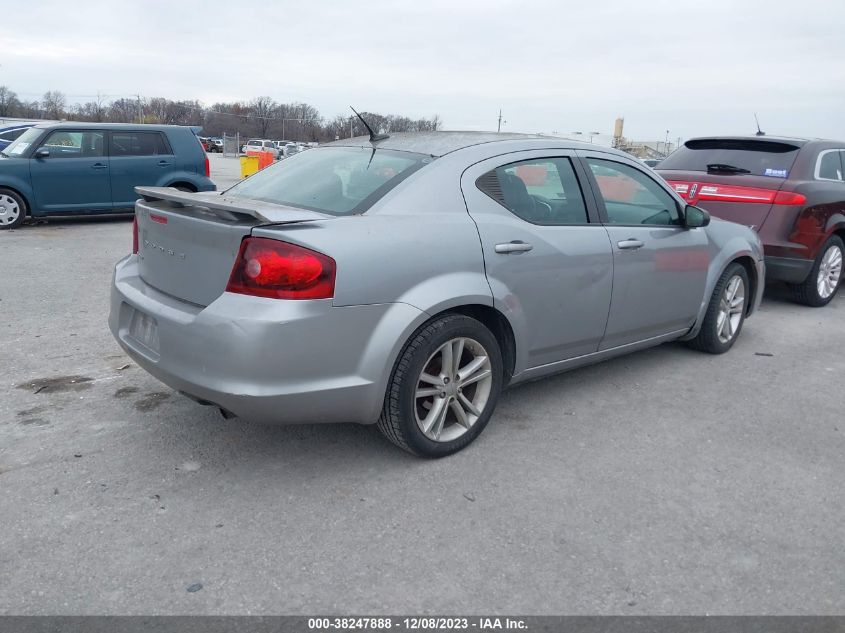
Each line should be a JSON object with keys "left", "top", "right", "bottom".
{"left": 0, "top": 165, "right": 843, "bottom": 614}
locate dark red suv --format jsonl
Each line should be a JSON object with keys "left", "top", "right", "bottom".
{"left": 657, "top": 137, "right": 844, "bottom": 306}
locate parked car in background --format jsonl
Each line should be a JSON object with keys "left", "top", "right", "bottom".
{"left": 0, "top": 125, "right": 34, "bottom": 152}
{"left": 283, "top": 142, "right": 302, "bottom": 157}
{"left": 243, "top": 139, "right": 280, "bottom": 158}
{"left": 0, "top": 123, "right": 215, "bottom": 229}
{"left": 110, "top": 132, "right": 763, "bottom": 457}
{"left": 658, "top": 136, "right": 845, "bottom": 306}
{"left": 207, "top": 138, "right": 223, "bottom": 153}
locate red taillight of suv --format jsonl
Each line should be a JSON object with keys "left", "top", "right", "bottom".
{"left": 132, "top": 215, "right": 139, "bottom": 254}
{"left": 226, "top": 237, "right": 336, "bottom": 300}
{"left": 204, "top": 156, "right": 210, "bottom": 178}
{"left": 669, "top": 181, "right": 807, "bottom": 206}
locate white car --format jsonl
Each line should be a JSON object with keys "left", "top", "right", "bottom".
{"left": 243, "top": 139, "right": 280, "bottom": 158}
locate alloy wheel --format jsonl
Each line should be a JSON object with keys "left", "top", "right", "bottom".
{"left": 0, "top": 194, "right": 21, "bottom": 226}
{"left": 716, "top": 275, "right": 745, "bottom": 344}
{"left": 414, "top": 337, "right": 493, "bottom": 442}
{"left": 816, "top": 244, "right": 843, "bottom": 299}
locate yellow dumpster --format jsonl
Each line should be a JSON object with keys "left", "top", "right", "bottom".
{"left": 239, "top": 155, "right": 260, "bottom": 179}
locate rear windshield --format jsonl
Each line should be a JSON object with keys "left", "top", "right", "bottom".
{"left": 659, "top": 139, "right": 802, "bottom": 177}
{"left": 226, "top": 146, "right": 430, "bottom": 215}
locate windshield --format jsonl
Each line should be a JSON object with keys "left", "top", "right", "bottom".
{"left": 659, "top": 139, "right": 802, "bottom": 177}
{"left": 1, "top": 127, "right": 44, "bottom": 157}
{"left": 226, "top": 146, "right": 430, "bottom": 215}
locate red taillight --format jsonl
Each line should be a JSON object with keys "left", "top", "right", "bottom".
{"left": 204, "top": 156, "right": 210, "bottom": 178}
{"left": 132, "top": 215, "right": 139, "bottom": 254}
{"left": 226, "top": 237, "right": 336, "bottom": 300}
{"left": 773, "top": 190, "right": 807, "bottom": 205}
{"left": 668, "top": 181, "right": 806, "bottom": 206}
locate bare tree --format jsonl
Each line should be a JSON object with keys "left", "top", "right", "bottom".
{"left": 71, "top": 94, "right": 107, "bottom": 122}
{"left": 108, "top": 98, "right": 138, "bottom": 123}
{"left": 0, "top": 86, "right": 19, "bottom": 117}
{"left": 41, "top": 91, "right": 66, "bottom": 119}
{"left": 249, "top": 96, "right": 278, "bottom": 138}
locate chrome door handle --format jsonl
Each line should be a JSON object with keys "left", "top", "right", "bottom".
{"left": 91, "top": 163, "right": 108, "bottom": 169}
{"left": 617, "top": 239, "right": 644, "bottom": 250}
{"left": 495, "top": 241, "right": 534, "bottom": 254}
{"left": 157, "top": 160, "right": 172, "bottom": 167}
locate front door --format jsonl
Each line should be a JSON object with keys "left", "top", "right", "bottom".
{"left": 109, "top": 130, "right": 175, "bottom": 209}
{"left": 30, "top": 129, "right": 111, "bottom": 212}
{"left": 461, "top": 151, "right": 614, "bottom": 373}
{"left": 578, "top": 153, "right": 709, "bottom": 350}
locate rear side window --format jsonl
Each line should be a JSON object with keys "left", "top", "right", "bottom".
{"left": 659, "top": 139, "right": 801, "bottom": 178}
{"left": 110, "top": 132, "right": 171, "bottom": 156}
{"left": 815, "top": 150, "right": 844, "bottom": 182}
{"left": 476, "top": 157, "right": 589, "bottom": 225}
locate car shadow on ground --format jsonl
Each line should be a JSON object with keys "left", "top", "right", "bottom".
{"left": 115, "top": 339, "right": 700, "bottom": 478}
{"left": 16, "top": 214, "right": 134, "bottom": 230}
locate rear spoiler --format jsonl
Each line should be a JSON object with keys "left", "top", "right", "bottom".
{"left": 134, "top": 186, "right": 331, "bottom": 223}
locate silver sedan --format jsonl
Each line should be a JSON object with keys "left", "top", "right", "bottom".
{"left": 109, "top": 132, "right": 765, "bottom": 457}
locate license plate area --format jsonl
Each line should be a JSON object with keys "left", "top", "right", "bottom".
{"left": 128, "top": 309, "right": 160, "bottom": 354}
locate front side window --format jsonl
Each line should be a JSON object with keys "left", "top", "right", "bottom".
{"left": 476, "top": 157, "right": 589, "bottom": 225}
{"left": 816, "top": 150, "right": 844, "bottom": 181}
{"left": 40, "top": 130, "right": 105, "bottom": 158}
{"left": 226, "top": 146, "right": 429, "bottom": 215}
{"left": 110, "top": 132, "right": 171, "bottom": 157}
{"left": 587, "top": 158, "right": 680, "bottom": 226}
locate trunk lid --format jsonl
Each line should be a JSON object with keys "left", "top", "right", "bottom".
{"left": 134, "top": 187, "right": 330, "bottom": 306}
{"left": 656, "top": 137, "right": 804, "bottom": 231}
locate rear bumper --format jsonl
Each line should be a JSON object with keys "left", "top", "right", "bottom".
{"left": 109, "top": 255, "right": 425, "bottom": 425}
{"left": 765, "top": 255, "right": 814, "bottom": 284}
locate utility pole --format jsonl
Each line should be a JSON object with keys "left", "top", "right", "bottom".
{"left": 665, "top": 129, "right": 670, "bottom": 155}
{"left": 497, "top": 109, "right": 503, "bottom": 133}
{"left": 136, "top": 94, "right": 143, "bottom": 124}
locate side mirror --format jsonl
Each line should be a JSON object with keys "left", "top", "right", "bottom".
{"left": 34, "top": 148, "right": 50, "bottom": 158}
{"left": 684, "top": 204, "right": 710, "bottom": 228}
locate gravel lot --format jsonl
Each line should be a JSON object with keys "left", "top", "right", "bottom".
{"left": 0, "top": 159, "right": 843, "bottom": 614}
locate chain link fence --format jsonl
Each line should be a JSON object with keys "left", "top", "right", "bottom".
{"left": 222, "top": 133, "right": 241, "bottom": 157}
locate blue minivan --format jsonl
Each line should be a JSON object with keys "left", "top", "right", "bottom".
{"left": 0, "top": 123, "right": 216, "bottom": 229}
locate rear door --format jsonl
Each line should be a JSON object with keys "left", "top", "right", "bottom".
{"left": 29, "top": 129, "right": 111, "bottom": 212}
{"left": 462, "top": 150, "right": 614, "bottom": 369}
{"left": 657, "top": 138, "right": 803, "bottom": 230}
{"left": 578, "top": 153, "right": 709, "bottom": 349}
{"left": 109, "top": 130, "right": 175, "bottom": 209}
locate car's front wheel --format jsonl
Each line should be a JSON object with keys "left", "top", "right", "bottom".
{"left": 688, "top": 262, "right": 749, "bottom": 354}
{"left": 378, "top": 314, "right": 503, "bottom": 457}
{"left": 0, "top": 188, "right": 26, "bottom": 230}
{"left": 790, "top": 235, "right": 843, "bottom": 307}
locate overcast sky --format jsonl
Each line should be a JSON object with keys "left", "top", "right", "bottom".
{"left": 2, "top": 0, "right": 842, "bottom": 143}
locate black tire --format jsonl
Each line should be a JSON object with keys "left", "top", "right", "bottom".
{"left": 377, "top": 314, "right": 503, "bottom": 457}
{"left": 0, "top": 187, "right": 27, "bottom": 230}
{"left": 789, "top": 235, "right": 844, "bottom": 307}
{"left": 688, "top": 262, "right": 750, "bottom": 354}
{"left": 171, "top": 184, "right": 196, "bottom": 193}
